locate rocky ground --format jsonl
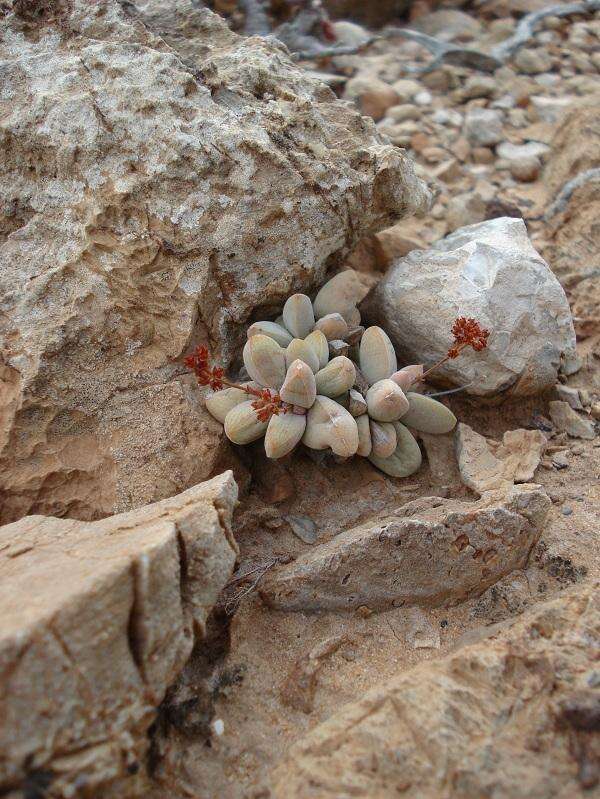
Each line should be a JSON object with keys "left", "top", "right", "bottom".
{"left": 1, "top": 1, "right": 599, "bottom": 797}
{"left": 146, "top": 4, "right": 600, "bottom": 798}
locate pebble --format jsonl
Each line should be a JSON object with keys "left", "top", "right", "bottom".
{"left": 285, "top": 514, "right": 318, "bottom": 544}
{"left": 414, "top": 90, "right": 433, "bottom": 106}
{"left": 552, "top": 452, "right": 569, "bottom": 469}
{"left": 561, "top": 506, "right": 573, "bottom": 516}
{"left": 431, "top": 108, "right": 463, "bottom": 126}
{"left": 464, "top": 108, "right": 504, "bottom": 147}
{"left": 514, "top": 48, "right": 553, "bottom": 75}
{"left": 385, "top": 103, "right": 421, "bottom": 122}
{"left": 461, "top": 75, "right": 497, "bottom": 100}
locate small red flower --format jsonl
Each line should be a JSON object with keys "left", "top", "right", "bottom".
{"left": 251, "top": 390, "right": 288, "bottom": 423}
{"left": 449, "top": 317, "right": 490, "bottom": 357}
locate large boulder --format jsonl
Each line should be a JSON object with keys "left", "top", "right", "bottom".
{"left": 0, "top": 471, "right": 238, "bottom": 798}
{"left": 0, "top": 0, "right": 428, "bottom": 523}
{"left": 261, "top": 485, "right": 551, "bottom": 611}
{"left": 363, "top": 217, "right": 577, "bottom": 397}
{"left": 270, "top": 581, "right": 600, "bottom": 798}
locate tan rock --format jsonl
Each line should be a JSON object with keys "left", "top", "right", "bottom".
{"left": 456, "top": 423, "right": 547, "bottom": 494}
{"left": 260, "top": 485, "right": 550, "bottom": 612}
{"left": 0, "top": 0, "right": 429, "bottom": 522}
{"left": 344, "top": 75, "right": 399, "bottom": 121}
{"left": 0, "top": 472, "right": 238, "bottom": 797}
{"left": 270, "top": 582, "right": 599, "bottom": 798}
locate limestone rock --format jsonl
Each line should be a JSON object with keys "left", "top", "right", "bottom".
{"left": 0, "top": 472, "right": 238, "bottom": 798}
{"left": 456, "top": 423, "right": 547, "bottom": 494}
{"left": 456, "top": 423, "right": 513, "bottom": 494}
{"left": 0, "top": 0, "right": 428, "bottom": 522}
{"left": 363, "top": 218, "right": 577, "bottom": 397}
{"left": 270, "top": 582, "right": 600, "bottom": 798}
{"left": 260, "top": 485, "right": 550, "bottom": 612}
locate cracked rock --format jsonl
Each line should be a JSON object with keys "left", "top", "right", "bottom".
{"left": 0, "top": 472, "right": 238, "bottom": 798}
{"left": 0, "top": 0, "right": 428, "bottom": 523}
{"left": 260, "top": 485, "right": 550, "bottom": 612}
{"left": 270, "top": 582, "right": 600, "bottom": 799}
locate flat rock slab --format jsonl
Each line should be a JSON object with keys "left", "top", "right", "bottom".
{"left": 270, "top": 582, "right": 599, "bottom": 798}
{"left": 260, "top": 485, "right": 550, "bottom": 612}
{"left": 0, "top": 472, "right": 238, "bottom": 798}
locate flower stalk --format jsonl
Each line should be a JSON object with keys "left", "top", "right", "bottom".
{"left": 184, "top": 345, "right": 289, "bottom": 422}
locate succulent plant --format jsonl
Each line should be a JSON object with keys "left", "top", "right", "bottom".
{"left": 186, "top": 270, "right": 489, "bottom": 477}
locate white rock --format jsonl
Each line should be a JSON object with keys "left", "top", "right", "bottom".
{"left": 464, "top": 108, "right": 504, "bottom": 146}
{"left": 364, "top": 218, "right": 577, "bottom": 397}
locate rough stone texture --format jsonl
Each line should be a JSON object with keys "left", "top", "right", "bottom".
{"left": 543, "top": 98, "right": 600, "bottom": 341}
{"left": 260, "top": 485, "right": 550, "bottom": 612}
{"left": 270, "top": 582, "right": 600, "bottom": 799}
{"left": 363, "top": 217, "right": 577, "bottom": 397}
{"left": 549, "top": 401, "right": 597, "bottom": 440}
{"left": 0, "top": 0, "right": 429, "bottom": 524}
{"left": 456, "top": 423, "right": 547, "bottom": 495}
{"left": 0, "top": 471, "right": 238, "bottom": 798}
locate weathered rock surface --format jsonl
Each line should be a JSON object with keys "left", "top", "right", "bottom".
{"left": 0, "top": 0, "right": 428, "bottom": 523}
{"left": 456, "top": 423, "right": 547, "bottom": 495}
{"left": 270, "top": 582, "right": 600, "bottom": 798}
{"left": 363, "top": 217, "right": 577, "bottom": 397}
{"left": 0, "top": 471, "right": 238, "bottom": 798}
{"left": 260, "top": 485, "right": 550, "bottom": 611}
{"left": 549, "top": 401, "right": 597, "bottom": 440}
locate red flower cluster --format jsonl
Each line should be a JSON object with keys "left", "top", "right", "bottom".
{"left": 447, "top": 317, "right": 490, "bottom": 359}
{"left": 184, "top": 346, "right": 225, "bottom": 391}
{"left": 251, "top": 389, "right": 289, "bottom": 423}
{"left": 184, "top": 345, "right": 289, "bottom": 423}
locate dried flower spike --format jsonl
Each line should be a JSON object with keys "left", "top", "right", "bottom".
{"left": 184, "top": 345, "right": 288, "bottom": 422}
{"left": 448, "top": 317, "right": 490, "bottom": 358}
{"left": 418, "top": 317, "right": 490, "bottom": 383}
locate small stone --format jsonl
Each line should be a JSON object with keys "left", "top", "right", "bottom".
{"left": 513, "top": 48, "right": 553, "bottom": 75}
{"left": 549, "top": 401, "right": 596, "bottom": 440}
{"left": 464, "top": 108, "right": 504, "bottom": 147}
{"left": 385, "top": 103, "right": 421, "bottom": 122}
{"left": 591, "top": 402, "right": 600, "bottom": 421}
{"left": 344, "top": 76, "right": 399, "bottom": 121}
{"left": 462, "top": 75, "right": 497, "bottom": 100}
{"left": 561, "top": 506, "right": 573, "bottom": 516}
{"left": 554, "top": 385, "right": 583, "bottom": 410}
{"left": 552, "top": 452, "right": 569, "bottom": 469}
{"left": 571, "top": 444, "right": 584, "bottom": 455}
{"left": 472, "top": 147, "right": 495, "bottom": 165}
{"left": 285, "top": 514, "right": 318, "bottom": 544}
{"left": 431, "top": 158, "right": 463, "bottom": 183}
{"left": 414, "top": 90, "right": 433, "bottom": 106}
{"left": 391, "top": 79, "right": 421, "bottom": 103}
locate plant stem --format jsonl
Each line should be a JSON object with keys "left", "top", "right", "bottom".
{"left": 412, "top": 342, "right": 468, "bottom": 385}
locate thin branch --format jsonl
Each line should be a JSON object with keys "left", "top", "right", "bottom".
{"left": 293, "top": 0, "right": 600, "bottom": 71}
{"left": 492, "top": 0, "right": 600, "bottom": 61}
